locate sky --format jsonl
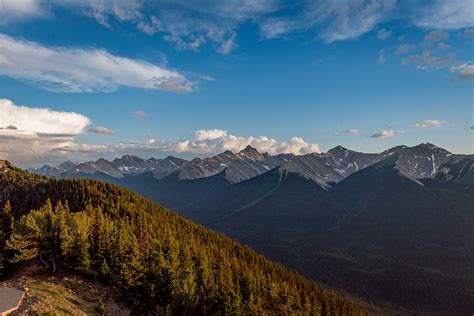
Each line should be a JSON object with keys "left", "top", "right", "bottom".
{"left": 0, "top": 0, "right": 473, "bottom": 167}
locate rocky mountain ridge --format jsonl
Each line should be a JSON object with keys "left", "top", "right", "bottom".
{"left": 31, "top": 143, "right": 471, "bottom": 186}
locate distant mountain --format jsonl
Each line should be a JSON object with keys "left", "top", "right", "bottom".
{"left": 32, "top": 145, "right": 293, "bottom": 184}
{"left": 166, "top": 145, "right": 293, "bottom": 183}
{"left": 277, "top": 146, "right": 382, "bottom": 188}
{"left": 31, "top": 155, "right": 189, "bottom": 179}
{"left": 381, "top": 143, "right": 455, "bottom": 181}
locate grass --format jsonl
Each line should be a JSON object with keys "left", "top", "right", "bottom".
{"left": 21, "top": 277, "right": 110, "bottom": 315}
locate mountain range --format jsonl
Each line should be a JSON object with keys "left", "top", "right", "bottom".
{"left": 31, "top": 143, "right": 474, "bottom": 314}
{"left": 32, "top": 143, "right": 464, "bottom": 185}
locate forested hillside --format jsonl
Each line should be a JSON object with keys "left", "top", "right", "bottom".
{"left": 0, "top": 160, "right": 368, "bottom": 315}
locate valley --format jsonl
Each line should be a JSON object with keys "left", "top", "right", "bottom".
{"left": 31, "top": 143, "right": 474, "bottom": 314}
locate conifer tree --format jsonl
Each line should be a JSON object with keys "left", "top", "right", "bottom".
{"left": 0, "top": 200, "right": 13, "bottom": 275}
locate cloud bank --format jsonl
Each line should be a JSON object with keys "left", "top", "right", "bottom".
{"left": 0, "top": 33, "right": 193, "bottom": 93}
{"left": 0, "top": 99, "right": 320, "bottom": 167}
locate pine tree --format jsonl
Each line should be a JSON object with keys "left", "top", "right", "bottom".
{"left": 68, "top": 212, "right": 91, "bottom": 270}
{"left": 0, "top": 200, "right": 13, "bottom": 275}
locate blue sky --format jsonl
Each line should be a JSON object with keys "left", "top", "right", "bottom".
{"left": 0, "top": 0, "right": 473, "bottom": 166}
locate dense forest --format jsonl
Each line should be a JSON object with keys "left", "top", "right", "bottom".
{"left": 0, "top": 160, "right": 369, "bottom": 315}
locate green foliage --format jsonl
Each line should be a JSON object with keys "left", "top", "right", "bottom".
{"left": 0, "top": 163, "right": 366, "bottom": 315}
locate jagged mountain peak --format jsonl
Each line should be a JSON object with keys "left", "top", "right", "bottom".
{"left": 240, "top": 145, "right": 258, "bottom": 153}
{"left": 219, "top": 150, "right": 235, "bottom": 157}
{"left": 58, "top": 160, "right": 76, "bottom": 168}
{"left": 115, "top": 154, "right": 143, "bottom": 162}
{"left": 238, "top": 145, "right": 265, "bottom": 160}
{"left": 409, "top": 143, "right": 451, "bottom": 154}
{"left": 328, "top": 145, "right": 350, "bottom": 154}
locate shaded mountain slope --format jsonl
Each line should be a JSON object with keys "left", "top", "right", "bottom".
{"left": 187, "top": 154, "right": 474, "bottom": 314}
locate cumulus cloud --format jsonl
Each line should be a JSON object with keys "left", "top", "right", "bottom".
{"left": 0, "top": 99, "right": 90, "bottom": 134}
{"left": 87, "top": 126, "right": 113, "bottom": 135}
{"left": 133, "top": 111, "right": 147, "bottom": 118}
{"left": 195, "top": 129, "right": 228, "bottom": 141}
{"left": 370, "top": 130, "right": 395, "bottom": 139}
{"left": 450, "top": 63, "right": 474, "bottom": 80}
{"left": 47, "top": 129, "right": 321, "bottom": 166}
{"left": 172, "top": 129, "right": 320, "bottom": 155}
{"left": 412, "top": 120, "right": 446, "bottom": 128}
{"left": 0, "top": 99, "right": 91, "bottom": 166}
{"left": 0, "top": 33, "right": 193, "bottom": 93}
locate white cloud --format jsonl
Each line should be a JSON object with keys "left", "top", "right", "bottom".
{"left": 57, "top": 0, "right": 278, "bottom": 54}
{"left": 195, "top": 129, "right": 228, "bottom": 141}
{"left": 178, "top": 129, "right": 320, "bottom": 155}
{"left": 133, "top": 111, "right": 147, "bottom": 118}
{"left": 371, "top": 130, "right": 395, "bottom": 139}
{"left": 436, "top": 42, "right": 451, "bottom": 51}
{"left": 450, "top": 62, "right": 474, "bottom": 80}
{"left": 0, "top": 0, "right": 46, "bottom": 25}
{"left": 0, "top": 99, "right": 92, "bottom": 166}
{"left": 270, "top": 0, "right": 398, "bottom": 43}
{"left": 0, "top": 99, "right": 90, "bottom": 134}
{"left": 49, "top": 130, "right": 321, "bottom": 165}
{"left": 343, "top": 129, "right": 359, "bottom": 136}
{"left": 0, "top": 33, "right": 193, "bottom": 93}
{"left": 396, "top": 43, "right": 415, "bottom": 55}
{"left": 2, "top": 0, "right": 473, "bottom": 52}
{"left": 377, "top": 50, "right": 386, "bottom": 64}
{"left": 415, "top": 0, "right": 474, "bottom": 30}
{"left": 423, "top": 31, "right": 449, "bottom": 46}
{"left": 377, "top": 28, "right": 392, "bottom": 40}
{"left": 87, "top": 126, "right": 113, "bottom": 135}
{"left": 404, "top": 49, "right": 453, "bottom": 70}
{"left": 412, "top": 120, "right": 446, "bottom": 128}
{"left": 335, "top": 129, "right": 359, "bottom": 136}
{"left": 217, "top": 31, "right": 237, "bottom": 55}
